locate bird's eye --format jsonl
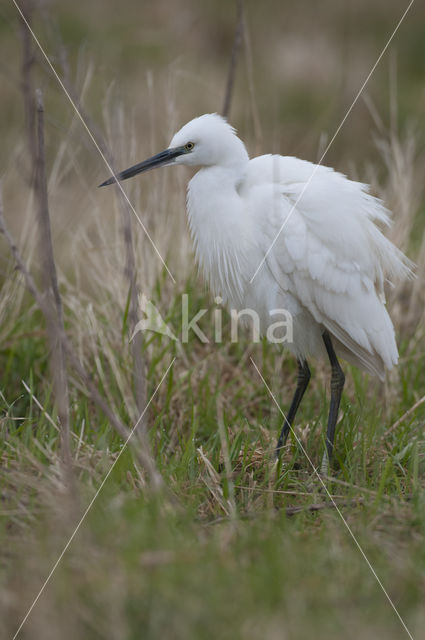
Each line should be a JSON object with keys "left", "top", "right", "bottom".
{"left": 185, "top": 142, "right": 195, "bottom": 151}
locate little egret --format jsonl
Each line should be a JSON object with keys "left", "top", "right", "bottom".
{"left": 100, "top": 113, "right": 413, "bottom": 471}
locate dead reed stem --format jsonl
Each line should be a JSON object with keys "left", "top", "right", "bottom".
{"left": 19, "top": 1, "right": 37, "bottom": 181}
{"left": 383, "top": 393, "right": 425, "bottom": 437}
{"left": 13, "top": 6, "right": 160, "bottom": 490}
{"left": 19, "top": 0, "right": 73, "bottom": 484}
{"left": 242, "top": 7, "right": 263, "bottom": 151}
{"left": 50, "top": 43, "right": 148, "bottom": 421}
{"left": 33, "top": 89, "right": 73, "bottom": 478}
{"left": 222, "top": 0, "right": 244, "bottom": 119}
{"left": 0, "top": 195, "right": 163, "bottom": 490}
{"left": 120, "top": 194, "right": 147, "bottom": 417}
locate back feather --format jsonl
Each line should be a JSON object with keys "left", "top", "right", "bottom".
{"left": 245, "top": 154, "right": 414, "bottom": 378}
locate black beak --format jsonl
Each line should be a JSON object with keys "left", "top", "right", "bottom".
{"left": 99, "top": 147, "right": 185, "bottom": 187}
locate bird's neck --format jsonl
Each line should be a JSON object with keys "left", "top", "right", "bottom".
{"left": 187, "top": 163, "right": 251, "bottom": 305}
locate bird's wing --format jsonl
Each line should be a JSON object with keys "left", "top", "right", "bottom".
{"left": 244, "top": 155, "right": 413, "bottom": 378}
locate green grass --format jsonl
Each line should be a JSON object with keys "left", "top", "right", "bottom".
{"left": 1, "top": 1, "right": 425, "bottom": 636}
{"left": 1, "top": 284, "right": 424, "bottom": 640}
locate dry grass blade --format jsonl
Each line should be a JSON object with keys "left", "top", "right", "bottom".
{"left": 284, "top": 498, "right": 365, "bottom": 516}
{"left": 216, "top": 397, "right": 237, "bottom": 518}
{"left": 197, "top": 446, "right": 231, "bottom": 516}
{"left": 384, "top": 394, "right": 425, "bottom": 437}
{"left": 61, "top": 342, "right": 163, "bottom": 490}
{"left": 234, "top": 485, "right": 348, "bottom": 499}
{"left": 1, "top": 17, "right": 164, "bottom": 489}
{"left": 206, "top": 498, "right": 365, "bottom": 525}
{"left": 117, "top": 165, "right": 147, "bottom": 417}
{"left": 0, "top": 192, "right": 163, "bottom": 491}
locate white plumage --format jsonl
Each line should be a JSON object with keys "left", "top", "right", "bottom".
{"left": 174, "top": 114, "right": 412, "bottom": 380}
{"left": 101, "top": 112, "right": 413, "bottom": 467}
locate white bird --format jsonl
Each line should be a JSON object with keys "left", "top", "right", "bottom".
{"left": 100, "top": 113, "right": 413, "bottom": 472}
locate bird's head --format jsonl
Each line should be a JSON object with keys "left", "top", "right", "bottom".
{"left": 99, "top": 113, "right": 248, "bottom": 187}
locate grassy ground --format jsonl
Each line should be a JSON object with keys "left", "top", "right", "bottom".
{"left": 1, "top": 1, "right": 425, "bottom": 639}
{"left": 1, "top": 279, "right": 425, "bottom": 639}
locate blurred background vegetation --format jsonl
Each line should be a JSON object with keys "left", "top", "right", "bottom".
{"left": 1, "top": 1, "right": 425, "bottom": 639}
{"left": 1, "top": 0, "right": 425, "bottom": 175}
{"left": 1, "top": 0, "right": 424, "bottom": 284}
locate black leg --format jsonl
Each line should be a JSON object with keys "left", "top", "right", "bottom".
{"left": 321, "top": 330, "right": 345, "bottom": 474}
{"left": 276, "top": 359, "right": 311, "bottom": 456}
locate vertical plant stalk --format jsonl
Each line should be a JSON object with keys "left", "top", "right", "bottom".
{"left": 22, "top": 7, "right": 148, "bottom": 435}
{"left": 0, "top": 196, "right": 163, "bottom": 490}
{"left": 34, "top": 89, "right": 72, "bottom": 475}
{"left": 121, "top": 198, "right": 147, "bottom": 417}
{"left": 19, "top": 1, "right": 37, "bottom": 177}
{"left": 51, "top": 57, "right": 148, "bottom": 422}
{"left": 222, "top": 0, "right": 244, "bottom": 119}
{"left": 216, "top": 398, "right": 237, "bottom": 520}
{"left": 13, "top": 6, "right": 162, "bottom": 491}
{"left": 118, "top": 191, "right": 154, "bottom": 486}
{"left": 242, "top": 11, "right": 263, "bottom": 150}
{"left": 18, "top": 1, "right": 72, "bottom": 479}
